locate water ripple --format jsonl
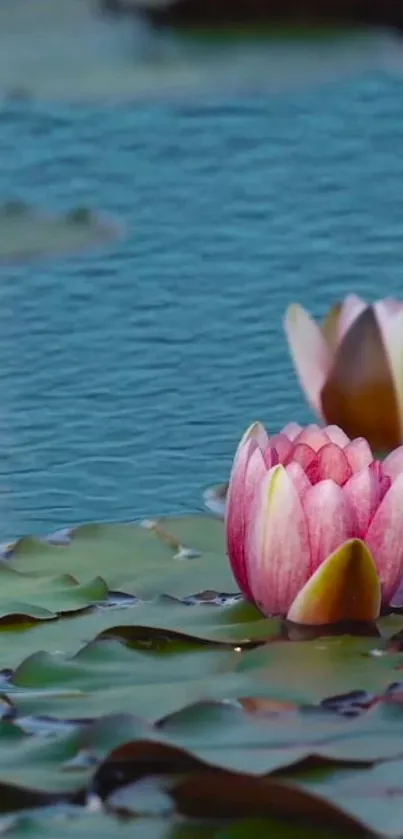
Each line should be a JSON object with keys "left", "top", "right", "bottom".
{"left": 0, "top": 74, "right": 402, "bottom": 537}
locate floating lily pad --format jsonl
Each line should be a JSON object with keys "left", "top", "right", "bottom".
{"left": 0, "top": 512, "right": 403, "bottom": 836}
{"left": 0, "top": 201, "right": 120, "bottom": 262}
{"left": 9, "top": 516, "right": 236, "bottom": 603}
{"left": 0, "top": 0, "right": 397, "bottom": 101}
{"left": 0, "top": 566, "right": 108, "bottom": 622}
{"left": 5, "top": 630, "right": 403, "bottom": 724}
{"left": 0, "top": 713, "right": 152, "bottom": 801}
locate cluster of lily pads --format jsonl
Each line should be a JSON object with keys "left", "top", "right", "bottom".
{"left": 0, "top": 510, "right": 403, "bottom": 839}
{"left": 2, "top": 6, "right": 403, "bottom": 833}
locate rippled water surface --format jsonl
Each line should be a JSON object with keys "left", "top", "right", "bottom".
{"left": 1, "top": 26, "right": 403, "bottom": 537}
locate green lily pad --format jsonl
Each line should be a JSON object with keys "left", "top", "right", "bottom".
{"left": 1, "top": 512, "right": 403, "bottom": 835}
{"left": 0, "top": 598, "right": 279, "bottom": 673}
{"left": 144, "top": 697, "right": 403, "bottom": 772}
{"left": 0, "top": 515, "right": 236, "bottom": 625}
{"left": 0, "top": 565, "right": 108, "bottom": 622}
{"left": 8, "top": 637, "right": 245, "bottom": 721}
{"left": 292, "top": 756, "right": 403, "bottom": 837}
{"left": 3, "top": 632, "right": 402, "bottom": 729}
{"left": 10, "top": 517, "right": 236, "bottom": 603}
{"left": 92, "top": 705, "right": 403, "bottom": 834}
{"left": 0, "top": 713, "right": 152, "bottom": 801}
{"left": 0, "top": 720, "right": 84, "bottom": 800}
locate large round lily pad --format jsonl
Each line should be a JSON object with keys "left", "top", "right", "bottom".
{"left": 0, "top": 201, "right": 120, "bottom": 262}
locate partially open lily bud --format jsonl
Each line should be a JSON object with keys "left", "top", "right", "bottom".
{"left": 284, "top": 296, "right": 403, "bottom": 453}
{"left": 224, "top": 421, "right": 403, "bottom": 625}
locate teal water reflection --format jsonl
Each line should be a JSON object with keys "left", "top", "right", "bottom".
{"left": 1, "top": 70, "right": 403, "bottom": 537}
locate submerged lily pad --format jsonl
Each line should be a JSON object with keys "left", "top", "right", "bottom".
{"left": 0, "top": 201, "right": 120, "bottom": 262}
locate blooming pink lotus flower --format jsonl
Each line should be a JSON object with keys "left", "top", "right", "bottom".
{"left": 226, "top": 421, "right": 403, "bottom": 625}
{"left": 284, "top": 295, "right": 403, "bottom": 452}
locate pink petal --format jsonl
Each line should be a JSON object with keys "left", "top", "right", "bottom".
{"left": 343, "top": 437, "right": 374, "bottom": 473}
{"left": 365, "top": 472, "right": 403, "bottom": 605}
{"left": 284, "top": 305, "right": 331, "bottom": 418}
{"left": 227, "top": 422, "right": 269, "bottom": 504}
{"left": 225, "top": 439, "right": 266, "bottom": 600}
{"left": 383, "top": 446, "right": 403, "bottom": 482}
{"left": 383, "top": 299, "right": 403, "bottom": 315}
{"left": 289, "top": 443, "right": 317, "bottom": 470}
{"left": 293, "top": 424, "right": 333, "bottom": 452}
{"left": 267, "top": 433, "right": 294, "bottom": 464}
{"left": 338, "top": 294, "right": 368, "bottom": 341}
{"left": 323, "top": 425, "right": 351, "bottom": 447}
{"left": 305, "top": 443, "right": 352, "bottom": 486}
{"left": 246, "top": 465, "right": 311, "bottom": 616}
{"left": 238, "top": 421, "right": 270, "bottom": 452}
{"left": 285, "top": 461, "right": 312, "bottom": 498}
{"left": 343, "top": 467, "right": 383, "bottom": 539}
{"left": 368, "top": 461, "right": 391, "bottom": 502}
{"left": 281, "top": 422, "right": 303, "bottom": 441}
{"left": 262, "top": 446, "right": 279, "bottom": 469}
{"left": 374, "top": 298, "right": 403, "bottom": 333}
{"left": 302, "top": 479, "right": 354, "bottom": 573}
{"left": 244, "top": 446, "right": 268, "bottom": 498}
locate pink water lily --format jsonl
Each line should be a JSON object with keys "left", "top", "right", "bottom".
{"left": 284, "top": 295, "right": 403, "bottom": 452}
{"left": 226, "top": 421, "right": 403, "bottom": 625}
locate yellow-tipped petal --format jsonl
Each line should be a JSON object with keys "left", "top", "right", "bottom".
{"left": 321, "top": 302, "right": 342, "bottom": 351}
{"left": 287, "top": 539, "right": 381, "bottom": 626}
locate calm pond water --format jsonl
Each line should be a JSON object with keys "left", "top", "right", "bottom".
{"left": 1, "top": 58, "right": 403, "bottom": 538}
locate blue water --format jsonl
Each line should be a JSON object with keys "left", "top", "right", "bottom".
{"left": 1, "top": 70, "right": 403, "bottom": 539}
